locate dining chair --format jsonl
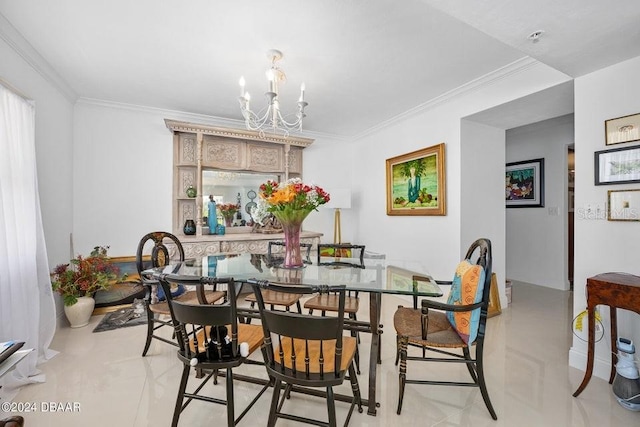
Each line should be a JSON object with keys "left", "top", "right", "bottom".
{"left": 136, "top": 231, "right": 225, "bottom": 356}
{"left": 158, "top": 275, "right": 268, "bottom": 427}
{"left": 304, "top": 243, "right": 366, "bottom": 373}
{"left": 243, "top": 241, "right": 311, "bottom": 316}
{"left": 249, "top": 279, "right": 363, "bottom": 427}
{"left": 393, "top": 238, "right": 497, "bottom": 420}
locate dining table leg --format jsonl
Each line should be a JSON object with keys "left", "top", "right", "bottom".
{"left": 367, "top": 292, "right": 382, "bottom": 415}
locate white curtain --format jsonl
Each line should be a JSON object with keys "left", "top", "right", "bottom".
{"left": 0, "top": 82, "right": 56, "bottom": 399}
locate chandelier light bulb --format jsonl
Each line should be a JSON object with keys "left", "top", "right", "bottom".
{"left": 238, "top": 49, "right": 307, "bottom": 137}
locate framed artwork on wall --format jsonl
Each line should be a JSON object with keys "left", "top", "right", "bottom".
{"left": 607, "top": 189, "right": 640, "bottom": 221}
{"left": 505, "top": 158, "right": 545, "bottom": 208}
{"left": 385, "top": 143, "right": 446, "bottom": 216}
{"left": 594, "top": 145, "right": 640, "bottom": 185}
{"left": 605, "top": 113, "right": 640, "bottom": 146}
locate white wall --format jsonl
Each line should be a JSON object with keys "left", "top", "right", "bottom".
{"left": 505, "top": 115, "right": 574, "bottom": 291}
{"left": 351, "top": 61, "right": 571, "bottom": 290}
{"left": 72, "top": 100, "right": 349, "bottom": 256}
{"left": 300, "top": 136, "right": 357, "bottom": 244}
{"left": 460, "top": 120, "right": 506, "bottom": 304}
{"left": 570, "top": 55, "right": 640, "bottom": 379}
{"left": 73, "top": 102, "right": 175, "bottom": 256}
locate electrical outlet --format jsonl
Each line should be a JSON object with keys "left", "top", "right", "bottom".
{"left": 595, "top": 321, "right": 602, "bottom": 334}
{"left": 594, "top": 307, "right": 602, "bottom": 334}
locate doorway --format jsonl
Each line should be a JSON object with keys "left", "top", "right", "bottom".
{"left": 568, "top": 145, "right": 575, "bottom": 290}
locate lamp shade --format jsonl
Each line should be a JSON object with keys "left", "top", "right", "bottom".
{"left": 324, "top": 188, "right": 351, "bottom": 209}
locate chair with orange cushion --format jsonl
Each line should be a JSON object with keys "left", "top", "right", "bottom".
{"left": 158, "top": 275, "right": 268, "bottom": 427}
{"left": 136, "top": 231, "right": 226, "bottom": 356}
{"left": 249, "top": 279, "right": 363, "bottom": 427}
{"left": 393, "top": 238, "right": 497, "bottom": 420}
{"left": 304, "top": 243, "right": 366, "bottom": 373}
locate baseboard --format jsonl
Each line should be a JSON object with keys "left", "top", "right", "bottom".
{"left": 569, "top": 347, "right": 612, "bottom": 381}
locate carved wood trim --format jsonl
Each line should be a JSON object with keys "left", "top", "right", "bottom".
{"left": 165, "top": 119, "right": 314, "bottom": 148}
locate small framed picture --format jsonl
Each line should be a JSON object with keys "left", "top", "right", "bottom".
{"left": 605, "top": 113, "right": 640, "bottom": 146}
{"left": 607, "top": 189, "right": 640, "bottom": 221}
{"left": 506, "top": 158, "right": 545, "bottom": 208}
{"left": 594, "top": 145, "right": 640, "bottom": 185}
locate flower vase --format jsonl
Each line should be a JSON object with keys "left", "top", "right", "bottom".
{"left": 64, "top": 296, "right": 95, "bottom": 328}
{"left": 273, "top": 210, "right": 310, "bottom": 268}
{"left": 224, "top": 216, "right": 233, "bottom": 227}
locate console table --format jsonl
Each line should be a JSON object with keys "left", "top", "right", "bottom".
{"left": 573, "top": 272, "right": 640, "bottom": 397}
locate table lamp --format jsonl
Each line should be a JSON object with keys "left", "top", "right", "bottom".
{"left": 325, "top": 189, "right": 351, "bottom": 244}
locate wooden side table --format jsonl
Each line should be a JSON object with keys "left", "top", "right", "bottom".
{"left": 573, "top": 272, "right": 640, "bottom": 397}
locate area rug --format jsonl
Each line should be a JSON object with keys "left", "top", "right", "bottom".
{"left": 92, "top": 304, "right": 147, "bottom": 333}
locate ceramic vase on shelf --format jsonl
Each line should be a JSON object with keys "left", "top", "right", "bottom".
{"left": 64, "top": 296, "right": 95, "bottom": 328}
{"left": 183, "top": 219, "right": 196, "bottom": 235}
{"left": 273, "top": 209, "right": 311, "bottom": 268}
{"left": 186, "top": 185, "right": 197, "bottom": 198}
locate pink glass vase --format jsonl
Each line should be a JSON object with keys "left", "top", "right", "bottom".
{"left": 224, "top": 215, "right": 233, "bottom": 227}
{"left": 273, "top": 209, "right": 310, "bottom": 268}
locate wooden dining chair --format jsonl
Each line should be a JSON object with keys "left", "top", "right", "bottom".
{"left": 158, "top": 275, "right": 268, "bottom": 427}
{"left": 136, "top": 231, "right": 225, "bottom": 356}
{"left": 393, "top": 238, "right": 497, "bottom": 420}
{"left": 243, "top": 241, "right": 311, "bottom": 316}
{"left": 304, "top": 243, "right": 366, "bottom": 373}
{"left": 248, "top": 279, "right": 363, "bottom": 427}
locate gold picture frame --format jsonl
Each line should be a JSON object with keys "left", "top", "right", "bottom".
{"left": 386, "top": 143, "right": 446, "bottom": 216}
{"left": 605, "top": 113, "right": 640, "bottom": 146}
{"left": 487, "top": 273, "right": 502, "bottom": 318}
{"left": 607, "top": 189, "right": 640, "bottom": 221}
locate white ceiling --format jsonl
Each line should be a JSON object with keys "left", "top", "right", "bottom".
{"left": 1, "top": 0, "right": 639, "bottom": 138}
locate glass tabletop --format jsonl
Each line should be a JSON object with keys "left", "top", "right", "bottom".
{"left": 144, "top": 253, "right": 442, "bottom": 297}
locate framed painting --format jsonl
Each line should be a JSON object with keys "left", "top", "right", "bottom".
{"left": 605, "top": 113, "right": 640, "bottom": 146}
{"left": 607, "top": 189, "right": 640, "bottom": 221}
{"left": 487, "top": 273, "right": 501, "bottom": 318}
{"left": 506, "top": 158, "right": 545, "bottom": 208}
{"left": 386, "top": 143, "right": 446, "bottom": 216}
{"left": 595, "top": 145, "right": 640, "bottom": 185}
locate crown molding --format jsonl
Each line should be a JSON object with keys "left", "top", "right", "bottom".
{"left": 0, "top": 12, "right": 77, "bottom": 103}
{"left": 76, "top": 97, "right": 348, "bottom": 143}
{"left": 352, "top": 56, "right": 541, "bottom": 141}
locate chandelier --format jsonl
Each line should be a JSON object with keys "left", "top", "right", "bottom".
{"left": 238, "top": 49, "right": 308, "bottom": 137}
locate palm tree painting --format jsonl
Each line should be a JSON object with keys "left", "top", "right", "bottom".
{"left": 386, "top": 143, "right": 446, "bottom": 216}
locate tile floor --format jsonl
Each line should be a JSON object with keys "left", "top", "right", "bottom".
{"left": 8, "top": 282, "right": 640, "bottom": 426}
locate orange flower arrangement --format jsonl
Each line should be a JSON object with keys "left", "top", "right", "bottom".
{"left": 259, "top": 178, "right": 330, "bottom": 223}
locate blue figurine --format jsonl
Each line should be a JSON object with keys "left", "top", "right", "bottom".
{"left": 407, "top": 166, "right": 421, "bottom": 203}
{"left": 207, "top": 195, "right": 217, "bottom": 234}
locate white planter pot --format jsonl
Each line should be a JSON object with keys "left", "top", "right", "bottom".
{"left": 63, "top": 296, "right": 95, "bottom": 328}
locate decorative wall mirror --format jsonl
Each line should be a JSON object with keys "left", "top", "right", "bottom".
{"left": 201, "top": 170, "right": 279, "bottom": 225}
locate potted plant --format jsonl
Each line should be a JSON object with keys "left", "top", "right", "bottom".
{"left": 51, "top": 245, "right": 123, "bottom": 328}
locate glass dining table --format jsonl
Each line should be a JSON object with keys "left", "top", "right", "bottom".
{"left": 144, "top": 252, "right": 442, "bottom": 416}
